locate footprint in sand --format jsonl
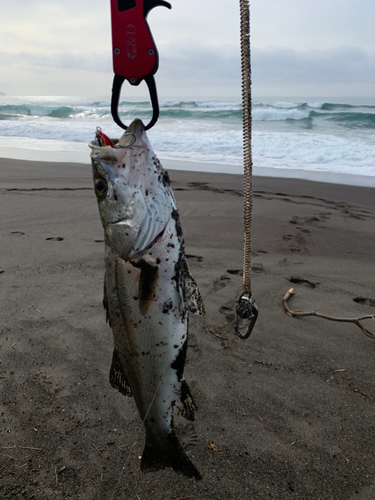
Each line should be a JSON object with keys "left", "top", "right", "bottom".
{"left": 186, "top": 254, "right": 204, "bottom": 262}
{"left": 282, "top": 226, "right": 310, "bottom": 254}
{"left": 227, "top": 264, "right": 264, "bottom": 275}
{"left": 46, "top": 237, "right": 64, "bottom": 241}
{"left": 219, "top": 305, "right": 235, "bottom": 322}
{"left": 287, "top": 277, "right": 319, "bottom": 288}
{"left": 353, "top": 297, "right": 375, "bottom": 307}
{"left": 212, "top": 275, "right": 231, "bottom": 291}
{"left": 289, "top": 214, "right": 331, "bottom": 227}
{"left": 227, "top": 269, "right": 242, "bottom": 276}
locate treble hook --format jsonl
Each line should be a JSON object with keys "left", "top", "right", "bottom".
{"left": 235, "top": 294, "right": 259, "bottom": 339}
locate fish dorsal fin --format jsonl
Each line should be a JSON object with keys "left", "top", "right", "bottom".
{"left": 179, "top": 257, "right": 205, "bottom": 316}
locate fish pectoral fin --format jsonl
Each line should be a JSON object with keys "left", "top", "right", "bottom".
{"left": 109, "top": 349, "right": 132, "bottom": 397}
{"left": 141, "top": 430, "right": 201, "bottom": 480}
{"left": 138, "top": 259, "right": 159, "bottom": 315}
{"left": 180, "top": 258, "right": 205, "bottom": 316}
{"left": 141, "top": 254, "right": 159, "bottom": 270}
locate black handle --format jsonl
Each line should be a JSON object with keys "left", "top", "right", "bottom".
{"left": 110, "top": 74, "right": 159, "bottom": 131}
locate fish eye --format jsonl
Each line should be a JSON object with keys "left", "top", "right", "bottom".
{"left": 94, "top": 178, "right": 108, "bottom": 198}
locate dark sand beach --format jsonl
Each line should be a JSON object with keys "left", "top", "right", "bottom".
{"left": 1, "top": 157, "right": 375, "bottom": 499}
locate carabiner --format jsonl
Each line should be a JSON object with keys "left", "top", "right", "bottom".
{"left": 235, "top": 294, "right": 259, "bottom": 339}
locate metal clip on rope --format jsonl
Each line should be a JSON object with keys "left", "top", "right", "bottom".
{"left": 235, "top": 295, "right": 258, "bottom": 340}
{"left": 110, "top": 0, "right": 171, "bottom": 130}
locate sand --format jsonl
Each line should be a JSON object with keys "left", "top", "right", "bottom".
{"left": 1, "top": 156, "right": 375, "bottom": 500}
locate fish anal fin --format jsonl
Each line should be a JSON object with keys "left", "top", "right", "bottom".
{"left": 141, "top": 430, "right": 201, "bottom": 480}
{"left": 109, "top": 348, "right": 132, "bottom": 397}
{"left": 171, "top": 341, "right": 197, "bottom": 421}
{"left": 180, "top": 379, "right": 196, "bottom": 421}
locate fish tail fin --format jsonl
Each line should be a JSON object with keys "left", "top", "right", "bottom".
{"left": 141, "top": 431, "right": 201, "bottom": 480}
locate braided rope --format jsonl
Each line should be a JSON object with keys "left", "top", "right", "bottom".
{"left": 239, "top": 0, "right": 252, "bottom": 296}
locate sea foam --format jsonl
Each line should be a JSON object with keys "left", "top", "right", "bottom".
{"left": 0, "top": 95, "right": 374, "bottom": 179}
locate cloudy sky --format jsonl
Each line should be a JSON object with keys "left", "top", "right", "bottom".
{"left": 1, "top": 0, "right": 375, "bottom": 97}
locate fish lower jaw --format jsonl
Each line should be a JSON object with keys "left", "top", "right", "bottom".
{"left": 111, "top": 218, "right": 131, "bottom": 225}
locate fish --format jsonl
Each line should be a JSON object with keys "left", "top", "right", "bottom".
{"left": 89, "top": 119, "right": 204, "bottom": 479}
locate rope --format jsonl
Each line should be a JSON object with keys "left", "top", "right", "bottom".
{"left": 239, "top": 0, "right": 253, "bottom": 296}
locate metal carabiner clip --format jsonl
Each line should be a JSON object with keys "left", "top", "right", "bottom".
{"left": 109, "top": 0, "right": 171, "bottom": 130}
{"left": 235, "top": 294, "right": 259, "bottom": 340}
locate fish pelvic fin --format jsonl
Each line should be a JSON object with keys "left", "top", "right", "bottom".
{"left": 109, "top": 348, "right": 132, "bottom": 397}
{"left": 138, "top": 259, "right": 159, "bottom": 315}
{"left": 103, "top": 274, "right": 111, "bottom": 327}
{"left": 141, "top": 430, "right": 201, "bottom": 480}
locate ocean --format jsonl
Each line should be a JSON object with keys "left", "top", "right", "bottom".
{"left": 0, "top": 95, "right": 374, "bottom": 184}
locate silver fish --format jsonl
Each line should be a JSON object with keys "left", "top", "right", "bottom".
{"left": 89, "top": 119, "right": 204, "bottom": 479}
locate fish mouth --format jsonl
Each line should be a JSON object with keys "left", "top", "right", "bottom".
{"left": 126, "top": 119, "right": 145, "bottom": 136}
{"left": 111, "top": 218, "right": 129, "bottom": 225}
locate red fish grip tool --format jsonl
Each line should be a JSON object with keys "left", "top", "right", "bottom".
{"left": 110, "top": 0, "right": 171, "bottom": 130}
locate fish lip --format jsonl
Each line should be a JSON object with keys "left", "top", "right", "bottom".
{"left": 111, "top": 218, "right": 129, "bottom": 225}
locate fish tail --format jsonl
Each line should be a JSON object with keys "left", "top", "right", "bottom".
{"left": 141, "top": 430, "right": 201, "bottom": 480}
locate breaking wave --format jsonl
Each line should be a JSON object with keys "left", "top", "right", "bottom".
{"left": 2, "top": 99, "right": 374, "bottom": 128}
{"left": 0, "top": 95, "right": 374, "bottom": 178}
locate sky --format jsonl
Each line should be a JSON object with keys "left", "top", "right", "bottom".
{"left": 1, "top": 0, "right": 375, "bottom": 97}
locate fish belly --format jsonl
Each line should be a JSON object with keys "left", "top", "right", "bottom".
{"left": 104, "top": 239, "right": 188, "bottom": 443}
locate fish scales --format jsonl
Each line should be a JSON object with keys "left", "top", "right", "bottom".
{"left": 89, "top": 120, "right": 204, "bottom": 479}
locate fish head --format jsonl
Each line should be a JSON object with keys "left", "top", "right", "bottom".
{"left": 89, "top": 119, "right": 175, "bottom": 261}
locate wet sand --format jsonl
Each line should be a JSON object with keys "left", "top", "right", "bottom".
{"left": 1, "top": 157, "right": 375, "bottom": 499}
